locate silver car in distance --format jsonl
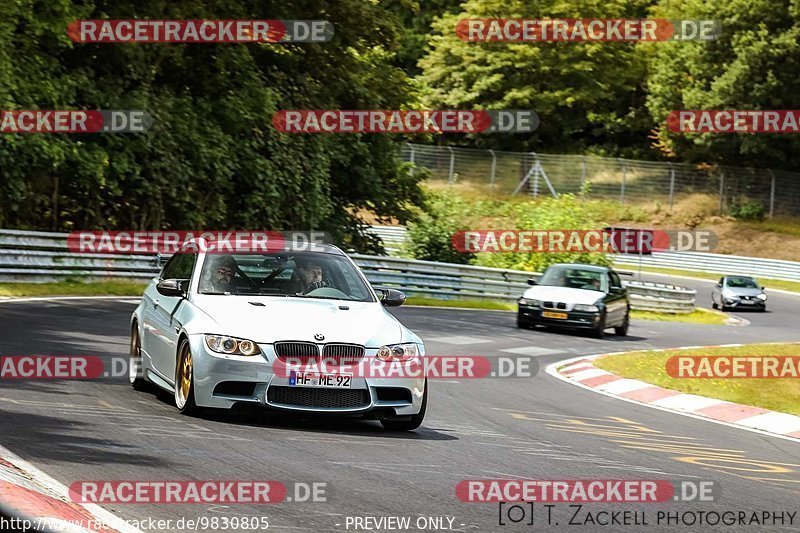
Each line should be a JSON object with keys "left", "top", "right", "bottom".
{"left": 129, "top": 241, "right": 427, "bottom": 431}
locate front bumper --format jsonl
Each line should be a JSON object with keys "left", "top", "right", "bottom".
{"left": 518, "top": 305, "right": 601, "bottom": 329}
{"left": 724, "top": 298, "right": 766, "bottom": 309}
{"left": 188, "top": 335, "right": 425, "bottom": 417}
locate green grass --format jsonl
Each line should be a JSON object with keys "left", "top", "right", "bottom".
{"left": 741, "top": 217, "right": 800, "bottom": 237}
{"left": 619, "top": 265, "right": 800, "bottom": 294}
{"left": 630, "top": 308, "right": 729, "bottom": 325}
{"left": 0, "top": 280, "right": 147, "bottom": 297}
{"left": 594, "top": 343, "right": 800, "bottom": 416}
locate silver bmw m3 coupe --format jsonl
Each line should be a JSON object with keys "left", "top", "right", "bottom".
{"left": 129, "top": 240, "right": 427, "bottom": 431}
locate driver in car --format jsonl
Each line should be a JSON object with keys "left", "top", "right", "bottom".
{"left": 206, "top": 254, "right": 238, "bottom": 293}
{"left": 297, "top": 263, "right": 329, "bottom": 294}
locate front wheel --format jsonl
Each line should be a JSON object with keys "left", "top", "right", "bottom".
{"left": 381, "top": 382, "right": 427, "bottom": 431}
{"left": 175, "top": 339, "right": 201, "bottom": 415}
{"left": 129, "top": 324, "right": 148, "bottom": 391}
{"left": 614, "top": 311, "right": 629, "bottom": 336}
{"left": 590, "top": 313, "right": 606, "bottom": 339}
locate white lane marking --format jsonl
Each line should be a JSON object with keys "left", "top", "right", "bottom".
{"left": 736, "top": 412, "right": 800, "bottom": 434}
{"left": 650, "top": 394, "right": 726, "bottom": 412}
{"left": 596, "top": 378, "right": 651, "bottom": 395}
{"left": 499, "top": 346, "right": 562, "bottom": 356}
{"left": 568, "top": 368, "right": 611, "bottom": 381}
{"left": 546, "top": 353, "right": 800, "bottom": 443}
{"left": 427, "top": 335, "right": 492, "bottom": 345}
{"left": 0, "top": 445, "right": 143, "bottom": 533}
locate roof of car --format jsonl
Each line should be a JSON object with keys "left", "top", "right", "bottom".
{"left": 547, "top": 263, "right": 613, "bottom": 273}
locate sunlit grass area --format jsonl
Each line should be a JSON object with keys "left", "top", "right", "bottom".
{"left": 594, "top": 343, "right": 800, "bottom": 415}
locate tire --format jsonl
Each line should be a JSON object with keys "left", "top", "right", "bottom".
{"left": 175, "top": 338, "right": 201, "bottom": 415}
{"left": 517, "top": 315, "right": 535, "bottom": 329}
{"left": 129, "top": 324, "right": 149, "bottom": 391}
{"left": 711, "top": 301, "right": 718, "bottom": 310}
{"left": 590, "top": 313, "right": 606, "bottom": 339}
{"left": 614, "top": 311, "right": 629, "bottom": 336}
{"left": 381, "top": 381, "right": 427, "bottom": 431}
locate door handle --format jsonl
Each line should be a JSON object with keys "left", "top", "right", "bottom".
{"left": 152, "top": 299, "right": 159, "bottom": 308}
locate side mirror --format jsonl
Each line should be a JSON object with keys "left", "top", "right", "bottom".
{"left": 610, "top": 286, "right": 624, "bottom": 294}
{"left": 375, "top": 287, "right": 406, "bottom": 307}
{"left": 527, "top": 278, "right": 538, "bottom": 286}
{"left": 157, "top": 279, "right": 189, "bottom": 298}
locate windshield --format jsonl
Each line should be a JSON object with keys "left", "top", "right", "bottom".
{"left": 727, "top": 277, "right": 759, "bottom": 289}
{"left": 538, "top": 266, "right": 606, "bottom": 292}
{"left": 198, "top": 251, "right": 375, "bottom": 302}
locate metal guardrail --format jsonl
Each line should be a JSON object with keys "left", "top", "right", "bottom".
{"left": 367, "top": 225, "right": 800, "bottom": 283}
{"left": 613, "top": 251, "right": 800, "bottom": 283}
{"left": 0, "top": 229, "right": 696, "bottom": 313}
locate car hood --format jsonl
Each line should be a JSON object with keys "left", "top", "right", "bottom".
{"left": 191, "top": 296, "right": 405, "bottom": 346}
{"left": 523, "top": 285, "right": 604, "bottom": 305}
{"left": 725, "top": 287, "right": 763, "bottom": 296}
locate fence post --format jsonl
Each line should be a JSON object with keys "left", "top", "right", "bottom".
{"left": 489, "top": 149, "right": 497, "bottom": 190}
{"left": 532, "top": 154, "right": 540, "bottom": 198}
{"left": 769, "top": 171, "right": 776, "bottom": 218}
{"left": 619, "top": 159, "right": 626, "bottom": 204}
{"left": 668, "top": 164, "right": 675, "bottom": 210}
{"left": 447, "top": 146, "right": 455, "bottom": 185}
{"left": 718, "top": 171, "right": 725, "bottom": 215}
{"left": 408, "top": 143, "right": 415, "bottom": 164}
{"left": 580, "top": 156, "right": 587, "bottom": 192}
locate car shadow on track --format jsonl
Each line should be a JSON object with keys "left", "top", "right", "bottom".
{"left": 523, "top": 326, "right": 649, "bottom": 342}
{"left": 140, "top": 387, "right": 457, "bottom": 441}
{"left": 202, "top": 407, "right": 456, "bottom": 441}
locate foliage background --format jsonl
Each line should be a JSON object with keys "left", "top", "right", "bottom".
{"left": 2, "top": 0, "right": 798, "bottom": 256}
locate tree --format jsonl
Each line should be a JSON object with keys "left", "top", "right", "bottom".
{"left": 418, "top": 0, "right": 655, "bottom": 155}
{"left": 646, "top": 0, "right": 800, "bottom": 168}
{"left": 0, "top": 0, "right": 423, "bottom": 252}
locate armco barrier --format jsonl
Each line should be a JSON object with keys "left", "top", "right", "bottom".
{"left": 0, "top": 229, "right": 695, "bottom": 313}
{"left": 367, "top": 225, "right": 800, "bottom": 283}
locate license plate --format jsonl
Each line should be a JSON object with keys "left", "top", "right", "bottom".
{"left": 740, "top": 300, "right": 754, "bottom": 305}
{"left": 289, "top": 371, "right": 352, "bottom": 388}
{"left": 542, "top": 311, "right": 568, "bottom": 319}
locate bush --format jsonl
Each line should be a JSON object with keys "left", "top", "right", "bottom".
{"left": 404, "top": 192, "right": 476, "bottom": 264}
{"left": 729, "top": 199, "right": 766, "bottom": 221}
{"left": 405, "top": 190, "right": 614, "bottom": 271}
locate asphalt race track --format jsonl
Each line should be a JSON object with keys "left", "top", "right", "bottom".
{"left": 1, "top": 283, "right": 799, "bottom": 533}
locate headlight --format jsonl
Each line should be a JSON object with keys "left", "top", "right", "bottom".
{"left": 376, "top": 343, "right": 418, "bottom": 362}
{"left": 573, "top": 304, "right": 600, "bottom": 312}
{"left": 205, "top": 335, "right": 261, "bottom": 356}
{"left": 519, "top": 298, "right": 541, "bottom": 307}
{"left": 757, "top": 293, "right": 767, "bottom": 301}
